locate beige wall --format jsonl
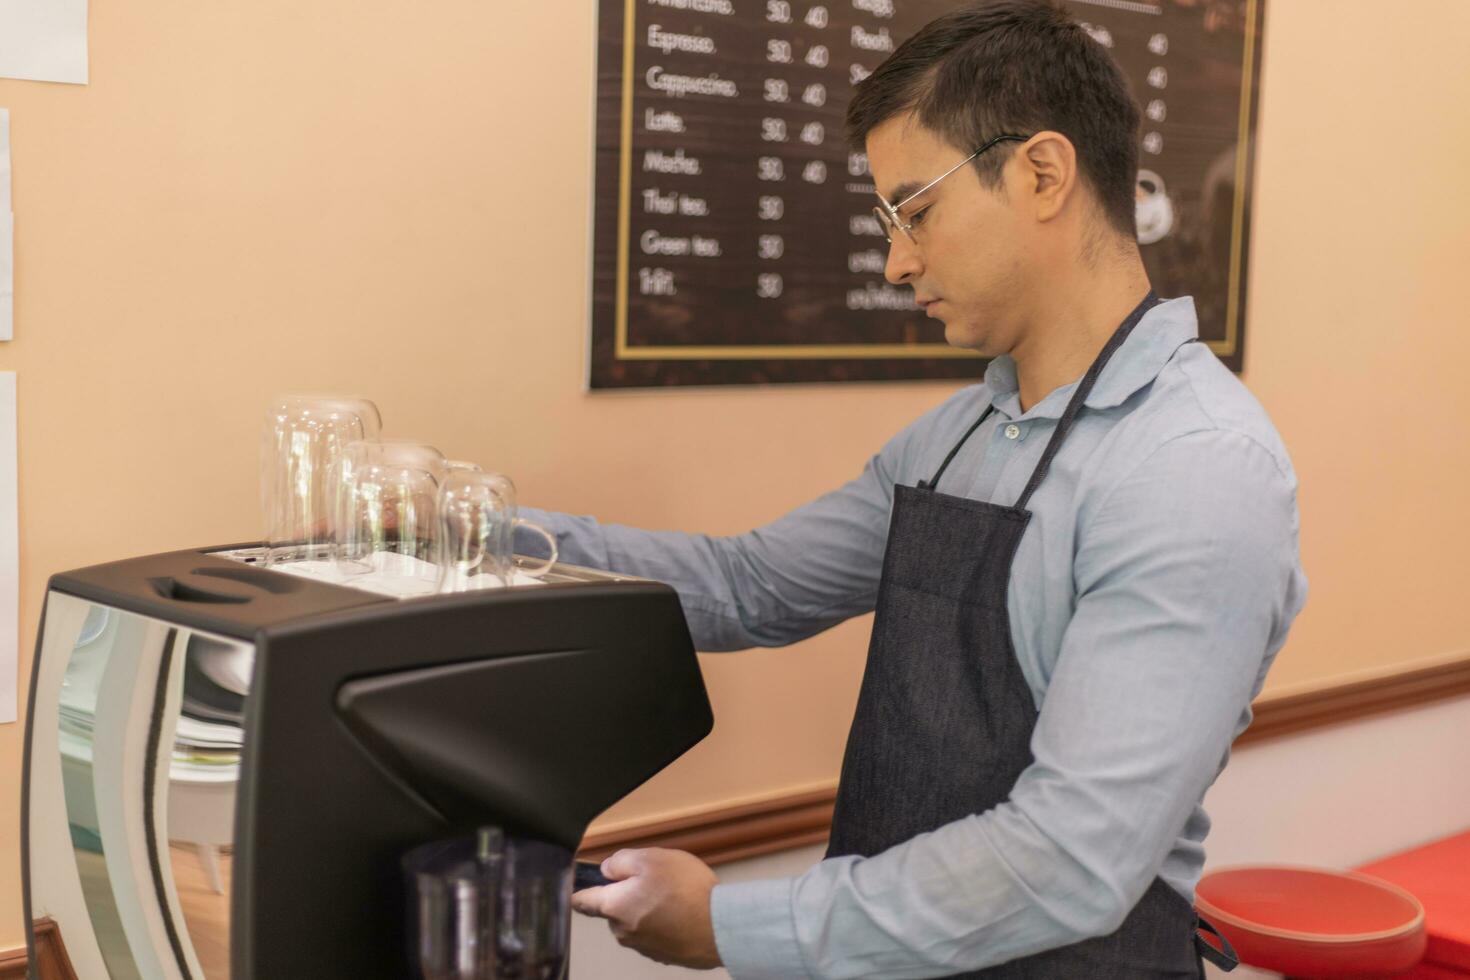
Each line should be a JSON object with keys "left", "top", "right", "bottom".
{"left": 2, "top": 0, "right": 1468, "bottom": 950}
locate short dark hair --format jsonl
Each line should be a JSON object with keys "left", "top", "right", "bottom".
{"left": 846, "top": 0, "right": 1142, "bottom": 237}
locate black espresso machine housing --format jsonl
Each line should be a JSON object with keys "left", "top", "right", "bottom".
{"left": 21, "top": 545, "right": 714, "bottom": 978}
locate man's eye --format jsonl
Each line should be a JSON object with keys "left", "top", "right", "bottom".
{"left": 909, "top": 205, "right": 933, "bottom": 226}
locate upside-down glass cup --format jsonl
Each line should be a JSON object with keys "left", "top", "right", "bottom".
{"left": 261, "top": 395, "right": 382, "bottom": 565}
{"left": 335, "top": 440, "right": 448, "bottom": 597}
{"left": 437, "top": 471, "right": 556, "bottom": 591}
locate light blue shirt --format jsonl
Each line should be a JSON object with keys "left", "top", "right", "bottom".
{"left": 524, "top": 297, "right": 1307, "bottom": 979}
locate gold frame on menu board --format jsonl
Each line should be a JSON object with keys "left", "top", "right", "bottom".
{"left": 612, "top": 0, "right": 1257, "bottom": 362}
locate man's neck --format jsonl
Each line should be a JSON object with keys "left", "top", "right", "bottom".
{"left": 1010, "top": 254, "right": 1153, "bottom": 414}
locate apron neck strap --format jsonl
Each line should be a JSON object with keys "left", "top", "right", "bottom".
{"left": 1015, "top": 290, "right": 1159, "bottom": 510}
{"left": 922, "top": 290, "right": 1162, "bottom": 500}
{"left": 919, "top": 405, "right": 996, "bottom": 492}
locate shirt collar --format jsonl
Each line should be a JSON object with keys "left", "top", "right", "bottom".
{"left": 983, "top": 296, "right": 1200, "bottom": 420}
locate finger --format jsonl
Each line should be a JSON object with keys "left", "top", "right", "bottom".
{"left": 574, "top": 877, "right": 640, "bottom": 916}
{"left": 570, "top": 885, "right": 609, "bottom": 917}
{"left": 601, "top": 848, "right": 646, "bottom": 881}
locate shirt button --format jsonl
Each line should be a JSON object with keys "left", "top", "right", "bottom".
{"left": 1004, "top": 424, "right": 1021, "bottom": 440}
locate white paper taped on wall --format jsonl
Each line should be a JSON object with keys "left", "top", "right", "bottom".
{"left": 1, "top": 108, "right": 11, "bottom": 340}
{"left": 0, "top": 372, "right": 17, "bottom": 724}
{"left": 0, "top": 212, "right": 11, "bottom": 341}
{"left": 0, "top": 107, "right": 9, "bottom": 209}
{"left": 0, "top": 0, "right": 89, "bottom": 85}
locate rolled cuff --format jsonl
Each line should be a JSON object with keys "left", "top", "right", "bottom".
{"left": 711, "top": 877, "right": 813, "bottom": 980}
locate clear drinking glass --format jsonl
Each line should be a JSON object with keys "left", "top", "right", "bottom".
{"left": 495, "top": 837, "right": 574, "bottom": 980}
{"left": 261, "top": 395, "right": 382, "bottom": 565}
{"left": 404, "top": 829, "right": 572, "bottom": 980}
{"left": 437, "top": 472, "right": 556, "bottom": 591}
{"left": 335, "top": 440, "right": 448, "bottom": 596}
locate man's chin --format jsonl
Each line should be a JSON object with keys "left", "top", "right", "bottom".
{"left": 942, "top": 319, "right": 987, "bottom": 354}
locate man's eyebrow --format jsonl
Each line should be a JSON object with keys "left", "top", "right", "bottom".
{"left": 883, "top": 181, "right": 924, "bottom": 206}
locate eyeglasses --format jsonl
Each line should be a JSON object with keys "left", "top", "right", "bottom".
{"left": 872, "top": 134, "right": 1031, "bottom": 245}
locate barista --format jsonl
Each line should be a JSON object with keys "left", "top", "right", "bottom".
{"left": 564, "top": 1, "right": 1306, "bottom": 976}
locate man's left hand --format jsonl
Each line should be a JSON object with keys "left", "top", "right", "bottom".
{"left": 571, "top": 847, "right": 723, "bottom": 970}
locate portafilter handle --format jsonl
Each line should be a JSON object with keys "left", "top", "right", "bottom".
{"left": 573, "top": 861, "right": 614, "bottom": 891}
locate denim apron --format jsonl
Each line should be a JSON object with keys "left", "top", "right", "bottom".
{"left": 826, "top": 293, "right": 1236, "bottom": 978}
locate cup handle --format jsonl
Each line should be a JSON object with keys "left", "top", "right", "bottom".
{"left": 510, "top": 519, "right": 558, "bottom": 580}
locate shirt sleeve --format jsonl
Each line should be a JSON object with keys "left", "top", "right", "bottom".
{"left": 517, "top": 442, "right": 902, "bottom": 652}
{"left": 712, "top": 429, "right": 1304, "bottom": 979}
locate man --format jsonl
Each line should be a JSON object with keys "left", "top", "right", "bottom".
{"left": 561, "top": 1, "right": 1306, "bottom": 976}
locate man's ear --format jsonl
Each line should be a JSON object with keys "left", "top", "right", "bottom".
{"left": 1017, "top": 131, "right": 1079, "bottom": 223}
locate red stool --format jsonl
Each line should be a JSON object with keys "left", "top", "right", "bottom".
{"left": 1357, "top": 830, "right": 1470, "bottom": 977}
{"left": 1195, "top": 865, "right": 1426, "bottom": 978}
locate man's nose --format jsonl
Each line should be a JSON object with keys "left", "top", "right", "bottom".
{"left": 884, "top": 236, "right": 922, "bottom": 285}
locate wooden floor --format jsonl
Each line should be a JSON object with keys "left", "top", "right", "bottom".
{"left": 169, "top": 844, "right": 232, "bottom": 979}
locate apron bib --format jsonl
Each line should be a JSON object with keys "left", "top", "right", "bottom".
{"left": 826, "top": 293, "right": 1235, "bottom": 978}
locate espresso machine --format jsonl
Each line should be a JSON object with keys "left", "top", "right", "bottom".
{"left": 20, "top": 543, "right": 714, "bottom": 978}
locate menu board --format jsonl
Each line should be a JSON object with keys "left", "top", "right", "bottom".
{"left": 590, "top": 0, "right": 1263, "bottom": 388}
